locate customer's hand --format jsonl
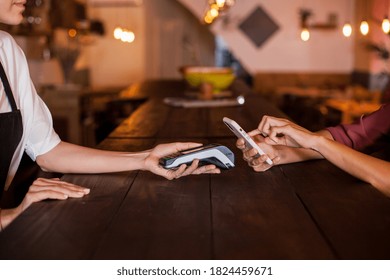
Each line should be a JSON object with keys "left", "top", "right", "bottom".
{"left": 236, "top": 134, "right": 280, "bottom": 172}
{"left": 256, "top": 116, "right": 319, "bottom": 150}
{"left": 144, "top": 142, "right": 221, "bottom": 180}
{"left": 0, "top": 178, "right": 90, "bottom": 230}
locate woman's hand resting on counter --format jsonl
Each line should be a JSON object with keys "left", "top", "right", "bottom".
{"left": 0, "top": 178, "right": 90, "bottom": 230}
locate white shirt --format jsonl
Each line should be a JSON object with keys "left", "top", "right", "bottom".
{"left": 0, "top": 31, "right": 60, "bottom": 190}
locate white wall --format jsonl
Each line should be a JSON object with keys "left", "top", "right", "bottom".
{"left": 369, "top": 0, "right": 390, "bottom": 74}
{"left": 85, "top": 5, "right": 146, "bottom": 88}
{"left": 179, "top": 0, "right": 355, "bottom": 74}
{"left": 83, "top": 0, "right": 214, "bottom": 87}
{"left": 143, "top": 0, "right": 215, "bottom": 79}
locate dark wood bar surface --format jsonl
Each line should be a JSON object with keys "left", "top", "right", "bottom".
{"left": 1, "top": 79, "right": 390, "bottom": 260}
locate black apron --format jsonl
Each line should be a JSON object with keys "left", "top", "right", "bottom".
{"left": 0, "top": 61, "right": 23, "bottom": 200}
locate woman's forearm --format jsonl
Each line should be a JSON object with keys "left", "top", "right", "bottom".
{"left": 36, "top": 141, "right": 149, "bottom": 174}
{"left": 314, "top": 136, "right": 390, "bottom": 196}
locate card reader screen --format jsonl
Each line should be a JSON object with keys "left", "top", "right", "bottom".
{"left": 180, "top": 145, "right": 208, "bottom": 155}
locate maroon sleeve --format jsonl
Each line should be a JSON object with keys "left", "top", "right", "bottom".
{"left": 326, "top": 103, "right": 390, "bottom": 151}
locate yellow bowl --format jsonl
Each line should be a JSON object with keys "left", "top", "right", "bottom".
{"left": 181, "top": 67, "right": 235, "bottom": 93}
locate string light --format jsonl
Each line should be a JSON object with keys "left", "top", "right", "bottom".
{"left": 382, "top": 17, "right": 390, "bottom": 33}
{"left": 113, "top": 26, "right": 122, "bottom": 40}
{"left": 203, "top": 0, "right": 235, "bottom": 24}
{"left": 360, "top": 0, "right": 369, "bottom": 36}
{"left": 113, "top": 27, "right": 135, "bottom": 43}
{"left": 112, "top": 6, "right": 136, "bottom": 43}
{"left": 342, "top": 22, "right": 352, "bottom": 37}
{"left": 360, "top": 20, "right": 369, "bottom": 36}
{"left": 300, "top": 28, "right": 310, "bottom": 41}
{"left": 383, "top": 1, "right": 390, "bottom": 34}
{"left": 342, "top": 0, "right": 352, "bottom": 37}
{"left": 209, "top": 5, "right": 219, "bottom": 18}
{"left": 120, "top": 29, "right": 135, "bottom": 43}
{"left": 299, "top": 8, "right": 311, "bottom": 42}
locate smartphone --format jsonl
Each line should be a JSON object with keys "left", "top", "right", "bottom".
{"left": 159, "top": 143, "right": 235, "bottom": 170}
{"left": 223, "top": 117, "right": 273, "bottom": 165}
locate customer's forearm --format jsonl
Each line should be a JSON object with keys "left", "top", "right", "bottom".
{"left": 314, "top": 136, "right": 390, "bottom": 196}
{"left": 276, "top": 146, "right": 323, "bottom": 164}
{"left": 275, "top": 129, "right": 332, "bottom": 165}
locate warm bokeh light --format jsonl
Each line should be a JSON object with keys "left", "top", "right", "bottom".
{"left": 360, "top": 20, "right": 369, "bottom": 35}
{"left": 342, "top": 22, "right": 352, "bottom": 37}
{"left": 113, "top": 26, "right": 123, "bottom": 40}
{"left": 120, "top": 30, "right": 135, "bottom": 43}
{"left": 204, "top": 15, "right": 213, "bottom": 24}
{"left": 213, "top": 0, "right": 235, "bottom": 10}
{"left": 204, "top": 10, "right": 217, "bottom": 24}
{"left": 204, "top": 0, "right": 235, "bottom": 24}
{"left": 113, "top": 26, "right": 135, "bottom": 43}
{"left": 68, "top": 28, "right": 77, "bottom": 38}
{"left": 215, "top": 0, "right": 226, "bottom": 8}
{"left": 209, "top": 6, "right": 219, "bottom": 18}
{"left": 300, "top": 28, "right": 310, "bottom": 41}
{"left": 382, "top": 17, "right": 390, "bottom": 33}
{"left": 237, "top": 95, "right": 245, "bottom": 105}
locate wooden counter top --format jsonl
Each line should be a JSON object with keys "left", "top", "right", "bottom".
{"left": 1, "top": 79, "right": 389, "bottom": 260}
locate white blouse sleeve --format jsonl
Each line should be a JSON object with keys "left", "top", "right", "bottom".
{"left": 10, "top": 38, "right": 61, "bottom": 160}
{"left": 23, "top": 80, "right": 61, "bottom": 160}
